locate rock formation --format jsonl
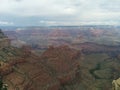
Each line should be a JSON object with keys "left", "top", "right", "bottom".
{"left": 0, "top": 32, "right": 82, "bottom": 90}
{"left": 112, "top": 78, "right": 120, "bottom": 90}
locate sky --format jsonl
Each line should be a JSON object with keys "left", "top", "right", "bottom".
{"left": 0, "top": 0, "right": 120, "bottom": 26}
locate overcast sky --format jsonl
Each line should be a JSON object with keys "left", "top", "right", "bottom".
{"left": 0, "top": 0, "right": 120, "bottom": 26}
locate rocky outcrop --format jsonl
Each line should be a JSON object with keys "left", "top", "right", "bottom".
{"left": 40, "top": 45, "right": 81, "bottom": 85}
{"left": 112, "top": 78, "right": 120, "bottom": 90}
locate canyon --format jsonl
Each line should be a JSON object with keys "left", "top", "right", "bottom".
{"left": 1, "top": 26, "right": 120, "bottom": 90}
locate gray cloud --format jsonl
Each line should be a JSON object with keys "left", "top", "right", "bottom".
{"left": 0, "top": 0, "right": 120, "bottom": 26}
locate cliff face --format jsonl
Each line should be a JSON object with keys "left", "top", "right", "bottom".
{"left": 2, "top": 45, "right": 82, "bottom": 90}
{"left": 41, "top": 46, "right": 81, "bottom": 84}
{"left": 0, "top": 29, "right": 53, "bottom": 90}
{"left": 0, "top": 29, "right": 27, "bottom": 76}
{"left": 0, "top": 29, "right": 10, "bottom": 48}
